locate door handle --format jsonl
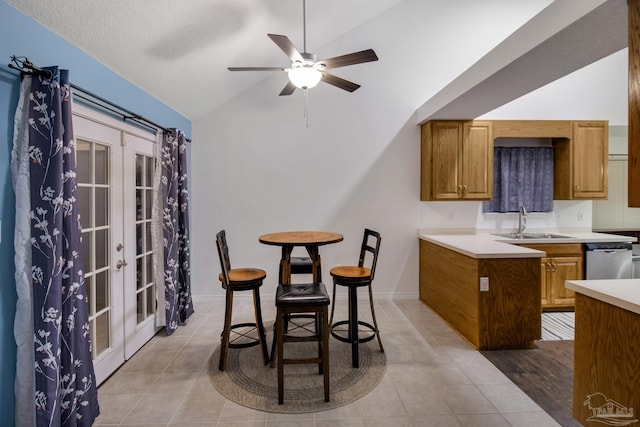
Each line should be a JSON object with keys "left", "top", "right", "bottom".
{"left": 116, "top": 260, "right": 128, "bottom": 270}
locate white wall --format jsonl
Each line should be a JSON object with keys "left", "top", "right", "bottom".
{"left": 479, "top": 48, "right": 628, "bottom": 125}
{"left": 190, "top": 0, "right": 613, "bottom": 300}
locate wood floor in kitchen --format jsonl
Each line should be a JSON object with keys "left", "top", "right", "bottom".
{"left": 481, "top": 340, "right": 581, "bottom": 427}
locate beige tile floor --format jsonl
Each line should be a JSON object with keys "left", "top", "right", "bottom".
{"left": 95, "top": 296, "right": 562, "bottom": 427}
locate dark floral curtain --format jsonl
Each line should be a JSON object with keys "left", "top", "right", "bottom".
{"left": 12, "top": 68, "right": 99, "bottom": 426}
{"left": 483, "top": 146, "right": 554, "bottom": 213}
{"left": 161, "top": 129, "right": 193, "bottom": 334}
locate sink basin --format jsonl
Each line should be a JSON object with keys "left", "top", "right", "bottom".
{"left": 493, "top": 232, "right": 571, "bottom": 239}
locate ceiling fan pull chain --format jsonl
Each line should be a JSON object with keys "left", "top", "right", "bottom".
{"left": 304, "top": 88, "right": 310, "bottom": 128}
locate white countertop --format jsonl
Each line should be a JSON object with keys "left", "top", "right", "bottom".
{"left": 417, "top": 230, "right": 636, "bottom": 259}
{"left": 565, "top": 279, "right": 640, "bottom": 315}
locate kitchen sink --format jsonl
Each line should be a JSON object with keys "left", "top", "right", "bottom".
{"left": 493, "top": 232, "right": 571, "bottom": 239}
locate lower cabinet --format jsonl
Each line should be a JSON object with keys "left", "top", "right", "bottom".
{"left": 520, "top": 243, "right": 583, "bottom": 310}
{"left": 420, "top": 239, "right": 541, "bottom": 349}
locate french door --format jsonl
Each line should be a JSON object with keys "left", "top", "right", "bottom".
{"left": 73, "top": 104, "right": 161, "bottom": 385}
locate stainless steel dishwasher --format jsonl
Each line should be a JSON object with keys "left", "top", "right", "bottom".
{"left": 584, "top": 242, "right": 633, "bottom": 279}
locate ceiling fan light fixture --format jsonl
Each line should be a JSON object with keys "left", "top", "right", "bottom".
{"left": 228, "top": 0, "right": 378, "bottom": 97}
{"left": 288, "top": 64, "right": 322, "bottom": 89}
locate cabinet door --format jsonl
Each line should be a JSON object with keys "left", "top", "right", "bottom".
{"left": 431, "top": 122, "right": 463, "bottom": 200}
{"left": 540, "top": 258, "right": 551, "bottom": 308}
{"left": 549, "top": 256, "right": 582, "bottom": 307}
{"left": 572, "top": 121, "right": 608, "bottom": 198}
{"left": 462, "top": 121, "right": 493, "bottom": 200}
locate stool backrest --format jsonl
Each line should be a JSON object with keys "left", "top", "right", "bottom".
{"left": 359, "top": 228, "right": 381, "bottom": 281}
{"left": 216, "top": 230, "right": 232, "bottom": 287}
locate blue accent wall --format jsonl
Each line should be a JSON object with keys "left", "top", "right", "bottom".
{"left": 0, "top": 1, "right": 191, "bottom": 423}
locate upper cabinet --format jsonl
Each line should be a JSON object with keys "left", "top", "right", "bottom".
{"left": 554, "top": 121, "right": 608, "bottom": 200}
{"left": 421, "top": 119, "right": 608, "bottom": 202}
{"left": 421, "top": 120, "right": 493, "bottom": 201}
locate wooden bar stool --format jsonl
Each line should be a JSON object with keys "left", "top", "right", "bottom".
{"left": 275, "top": 281, "right": 330, "bottom": 404}
{"left": 216, "top": 230, "right": 269, "bottom": 371}
{"left": 270, "top": 255, "right": 314, "bottom": 366}
{"left": 329, "top": 229, "right": 384, "bottom": 368}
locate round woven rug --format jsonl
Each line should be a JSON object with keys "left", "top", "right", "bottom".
{"left": 208, "top": 333, "right": 386, "bottom": 413}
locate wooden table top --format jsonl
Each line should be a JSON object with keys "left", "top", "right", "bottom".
{"left": 259, "top": 231, "right": 343, "bottom": 246}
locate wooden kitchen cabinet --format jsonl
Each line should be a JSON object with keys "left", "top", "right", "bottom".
{"left": 554, "top": 121, "right": 608, "bottom": 200}
{"left": 571, "top": 290, "right": 640, "bottom": 426}
{"left": 420, "top": 239, "right": 541, "bottom": 349}
{"left": 520, "top": 243, "right": 583, "bottom": 310}
{"left": 420, "top": 120, "right": 493, "bottom": 200}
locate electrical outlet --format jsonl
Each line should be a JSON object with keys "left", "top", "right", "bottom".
{"left": 480, "top": 277, "right": 489, "bottom": 292}
{"left": 448, "top": 212, "right": 455, "bottom": 221}
{"left": 578, "top": 211, "right": 584, "bottom": 222}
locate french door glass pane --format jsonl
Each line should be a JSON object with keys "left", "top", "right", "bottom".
{"left": 82, "top": 231, "right": 92, "bottom": 274}
{"left": 95, "top": 229, "right": 109, "bottom": 270}
{"left": 95, "top": 313, "right": 110, "bottom": 354}
{"left": 95, "top": 271, "right": 109, "bottom": 313}
{"left": 136, "top": 189, "right": 143, "bottom": 221}
{"left": 78, "top": 187, "right": 91, "bottom": 227}
{"left": 95, "top": 144, "right": 109, "bottom": 185}
{"left": 76, "top": 140, "right": 91, "bottom": 183}
{"left": 135, "top": 156, "right": 143, "bottom": 186}
{"left": 145, "top": 190, "right": 153, "bottom": 218}
{"left": 95, "top": 187, "right": 109, "bottom": 227}
{"left": 136, "top": 258, "right": 143, "bottom": 291}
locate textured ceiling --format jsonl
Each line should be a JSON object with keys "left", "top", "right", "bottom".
{"left": 7, "top": 0, "right": 406, "bottom": 119}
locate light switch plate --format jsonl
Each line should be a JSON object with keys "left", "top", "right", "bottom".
{"left": 480, "top": 276, "right": 489, "bottom": 292}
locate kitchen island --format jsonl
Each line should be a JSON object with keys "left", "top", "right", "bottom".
{"left": 565, "top": 279, "right": 640, "bottom": 426}
{"left": 418, "top": 231, "right": 635, "bottom": 350}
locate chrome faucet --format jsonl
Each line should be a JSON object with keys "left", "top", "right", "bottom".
{"left": 517, "top": 206, "right": 527, "bottom": 235}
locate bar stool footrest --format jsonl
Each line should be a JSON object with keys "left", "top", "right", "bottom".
{"left": 330, "top": 320, "right": 377, "bottom": 344}
{"left": 223, "top": 322, "right": 264, "bottom": 349}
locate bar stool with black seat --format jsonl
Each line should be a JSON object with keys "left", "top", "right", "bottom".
{"left": 270, "top": 255, "right": 314, "bottom": 366}
{"left": 215, "top": 230, "right": 269, "bottom": 371}
{"left": 274, "top": 281, "right": 331, "bottom": 404}
{"left": 329, "top": 228, "right": 384, "bottom": 368}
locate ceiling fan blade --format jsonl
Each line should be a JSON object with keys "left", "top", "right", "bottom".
{"left": 268, "top": 34, "right": 304, "bottom": 62}
{"left": 227, "top": 67, "right": 286, "bottom": 71}
{"left": 279, "top": 81, "right": 297, "bottom": 96}
{"left": 321, "top": 73, "right": 361, "bottom": 92}
{"left": 320, "top": 49, "right": 379, "bottom": 69}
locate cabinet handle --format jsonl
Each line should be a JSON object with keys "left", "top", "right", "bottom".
{"left": 462, "top": 185, "right": 467, "bottom": 194}
{"left": 457, "top": 185, "right": 462, "bottom": 195}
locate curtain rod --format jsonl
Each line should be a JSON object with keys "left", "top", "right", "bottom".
{"left": 8, "top": 55, "right": 191, "bottom": 142}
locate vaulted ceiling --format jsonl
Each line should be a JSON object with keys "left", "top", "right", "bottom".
{"left": 7, "top": 0, "right": 627, "bottom": 123}
{"left": 7, "top": 0, "right": 406, "bottom": 119}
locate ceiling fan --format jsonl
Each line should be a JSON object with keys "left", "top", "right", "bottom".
{"left": 227, "top": 0, "right": 379, "bottom": 96}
